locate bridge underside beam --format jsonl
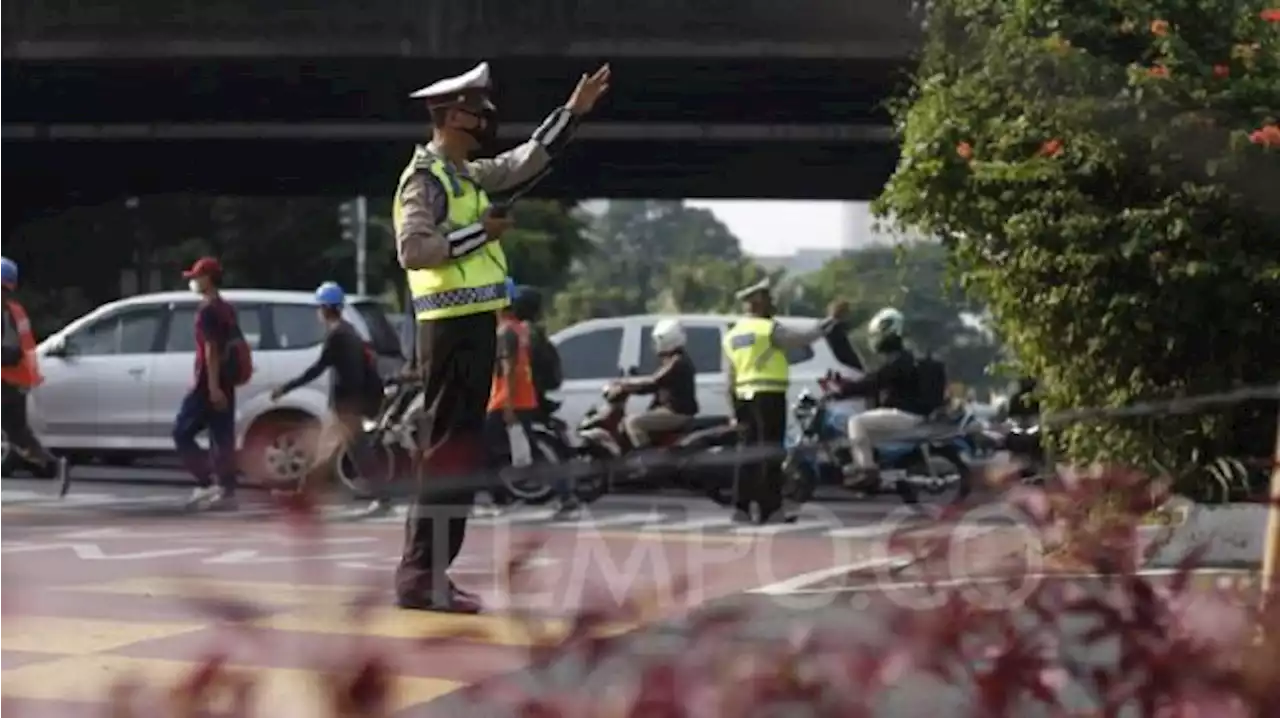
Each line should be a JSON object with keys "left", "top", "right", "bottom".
{"left": 3, "top": 138, "right": 898, "bottom": 229}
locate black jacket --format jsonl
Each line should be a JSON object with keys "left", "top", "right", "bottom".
{"left": 834, "top": 337, "right": 930, "bottom": 415}
{"left": 631, "top": 350, "right": 699, "bottom": 416}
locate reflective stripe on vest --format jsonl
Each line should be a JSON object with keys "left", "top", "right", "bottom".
{"left": 395, "top": 148, "right": 511, "bottom": 321}
{"left": 487, "top": 317, "right": 539, "bottom": 413}
{"left": 724, "top": 317, "right": 788, "bottom": 399}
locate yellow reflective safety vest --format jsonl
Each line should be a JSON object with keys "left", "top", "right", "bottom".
{"left": 724, "top": 317, "right": 789, "bottom": 399}
{"left": 394, "top": 149, "right": 510, "bottom": 321}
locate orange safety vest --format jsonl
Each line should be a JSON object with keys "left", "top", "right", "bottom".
{"left": 488, "top": 316, "right": 539, "bottom": 413}
{"left": 2, "top": 298, "right": 42, "bottom": 388}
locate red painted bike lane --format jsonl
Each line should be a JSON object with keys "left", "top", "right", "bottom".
{"left": 1, "top": 509, "right": 869, "bottom": 716}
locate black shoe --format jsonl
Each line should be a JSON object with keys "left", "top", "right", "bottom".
{"left": 396, "top": 586, "right": 482, "bottom": 614}
{"left": 731, "top": 509, "right": 752, "bottom": 524}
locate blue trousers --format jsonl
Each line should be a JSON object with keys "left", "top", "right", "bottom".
{"left": 173, "top": 388, "right": 238, "bottom": 494}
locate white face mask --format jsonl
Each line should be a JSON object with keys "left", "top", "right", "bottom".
{"left": 188, "top": 279, "right": 203, "bottom": 294}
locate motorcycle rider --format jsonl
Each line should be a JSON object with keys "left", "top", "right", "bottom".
{"left": 615, "top": 319, "right": 699, "bottom": 449}
{"left": 270, "top": 282, "right": 389, "bottom": 513}
{"left": 832, "top": 307, "right": 931, "bottom": 497}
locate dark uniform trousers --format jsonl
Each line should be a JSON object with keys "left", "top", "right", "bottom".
{"left": 396, "top": 311, "right": 497, "bottom": 603}
{"left": 733, "top": 391, "right": 788, "bottom": 520}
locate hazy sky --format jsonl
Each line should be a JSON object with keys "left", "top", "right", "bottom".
{"left": 688, "top": 200, "right": 849, "bottom": 256}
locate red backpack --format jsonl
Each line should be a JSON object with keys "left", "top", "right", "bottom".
{"left": 215, "top": 302, "right": 254, "bottom": 387}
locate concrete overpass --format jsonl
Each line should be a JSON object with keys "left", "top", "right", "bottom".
{"left": 2, "top": 0, "right": 919, "bottom": 226}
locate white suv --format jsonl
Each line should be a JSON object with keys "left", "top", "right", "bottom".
{"left": 548, "top": 313, "right": 867, "bottom": 436}
{"left": 26, "top": 289, "right": 404, "bottom": 482}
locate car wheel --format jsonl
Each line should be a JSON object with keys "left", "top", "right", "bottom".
{"left": 241, "top": 412, "right": 318, "bottom": 487}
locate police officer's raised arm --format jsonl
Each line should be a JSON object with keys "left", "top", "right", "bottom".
{"left": 768, "top": 300, "right": 850, "bottom": 350}
{"left": 468, "top": 65, "right": 611, "bottom": 197}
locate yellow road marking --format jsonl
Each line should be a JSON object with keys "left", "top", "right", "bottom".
{"left": 1, "top": 655, "right": 461, "bottom": 712}
{"left": 1, "top": 616, "right": 205, "bottom": 655}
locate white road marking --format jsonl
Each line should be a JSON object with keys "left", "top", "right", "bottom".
{"left": 732, "top": 519, "right": 834, "bottom": 536}
{"left": 749, "top": 557, "right": 915, "bottom": 595}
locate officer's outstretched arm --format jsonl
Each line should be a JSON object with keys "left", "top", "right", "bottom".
{"left": 468, "top": 106, "right": 579, "bottom": 198}
{"left": 769, "top": 318, "right": 838, "bottom": 350}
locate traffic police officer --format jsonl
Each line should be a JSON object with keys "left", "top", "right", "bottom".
{"left": 393, "top": 61, "right": 611, "bottom": 612}
{"left": 723, "top": 279, "right": 846, "bottom": 524}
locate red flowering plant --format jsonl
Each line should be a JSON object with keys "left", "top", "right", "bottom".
{"left": 875, "top": 0, "right": 1280, "bottom": 490}
{"left": 75, "top": 455, "right": 1280, "bottom": 718}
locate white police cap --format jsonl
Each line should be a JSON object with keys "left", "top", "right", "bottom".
{"left": 409, "top": 62, "right": 497, "bottom": 110}
{"left": 734, "top": 278, "right": 772, "bottom": 301}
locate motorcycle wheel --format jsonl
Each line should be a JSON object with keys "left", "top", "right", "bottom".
{"left": 570, "top": 444, "right": 613, "bottom": 504}
{"left": 499, "top": 433, "right": 562, "bottom": 504}
{"left": 782, "top": 452, "right": 817, "bottom": 504}
{"left": 901, "top": 452, "right": 971, "bottom": 504}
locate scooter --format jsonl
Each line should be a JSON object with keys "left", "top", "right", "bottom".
{"left": 783, "top": 373, "right": 979, "bottom": 505}
{"left": 574, "top": 383, "right": 739, "bottom": 505}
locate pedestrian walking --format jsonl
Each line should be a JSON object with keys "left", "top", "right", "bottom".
{"left": 173, "top": 257, "right": 250, "bottom": 511}
{"left": 393, "top": 60, "right": 610, "bottom": 612}
{"left": 1, "top": 256, "right": 69, "bottom": 492}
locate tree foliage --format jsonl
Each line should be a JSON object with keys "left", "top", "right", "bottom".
{"left": 876, "top": 0, "right": 1280, "bottom": 478}
{"left": 789, "top": 242, "right": 1003, "bottom": 389}
{"left": 548, "top": 200, "right": 762, "bottom": 327}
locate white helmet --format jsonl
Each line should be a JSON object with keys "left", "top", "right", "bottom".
{"left": 868, "top": 307, "right": 906, "bottom": 340}
{"left": 651, "top": 319, "right": 687, "bottom": 354}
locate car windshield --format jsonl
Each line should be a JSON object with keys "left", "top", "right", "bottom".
{"left": 352, "top": 301, "right": 404, "bottom": 358}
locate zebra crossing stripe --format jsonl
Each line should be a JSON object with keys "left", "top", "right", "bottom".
{"left": 548, "top": 511, "right": 663, "bottom": 529}
{"left": 649, "top": 515, "right": 736, "bottom": 531}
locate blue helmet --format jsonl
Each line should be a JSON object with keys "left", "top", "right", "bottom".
{"left": 0, "top": 257, "right": 17, "bottom": 288}
{"left": 314, "top": 281, "right": 346, "bottom": 307}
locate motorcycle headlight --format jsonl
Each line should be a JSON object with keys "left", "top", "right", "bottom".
{"left": 362, "top": 419, "right": 378, "bottom": 432}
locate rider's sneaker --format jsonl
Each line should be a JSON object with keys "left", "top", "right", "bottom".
{"left": 365, "top": 498, "right": 394, "bottom": 516}
{"left": 841, "top": 465, "right": 880, "bottom": 489}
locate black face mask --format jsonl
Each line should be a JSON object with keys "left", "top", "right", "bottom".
{"left": 463, "top": 109, "right": 499, "bottom": 149}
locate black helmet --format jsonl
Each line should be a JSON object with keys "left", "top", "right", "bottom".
{"left": 511, "top": 285, "right": 543, "bottom": 321}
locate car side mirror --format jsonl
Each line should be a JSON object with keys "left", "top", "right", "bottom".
{"left": 44, "top": 337, "right": 73, "bottom": 359}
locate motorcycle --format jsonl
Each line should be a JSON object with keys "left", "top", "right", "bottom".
{"left": 783, "top": 373, "right": 979, "bottom": 505}
{"left": 574, "top": 383, "right": 740, "bottom": 505}
{"left": 989, "top": 415, "right": 1049, "bottom": 484}
{"left": 335, "top": 377, "right": 573, "bottom": 504}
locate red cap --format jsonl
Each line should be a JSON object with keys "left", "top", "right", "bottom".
{"left": 182, "top": 256, "right": 223, "bottom": 279}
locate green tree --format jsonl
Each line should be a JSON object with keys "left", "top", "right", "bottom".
{"left": 549, "top": 200, "right": 756, "bottom": 327}
{"left": 798, "top": 243, "right": 1003, "bottom": 388}
{"left": 875, "top": 0, "right": 1280, "bottom": 478}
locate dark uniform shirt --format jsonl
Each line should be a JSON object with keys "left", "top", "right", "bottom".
{"left": 836, "top": 337, "right": 930, "bottom": 415}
